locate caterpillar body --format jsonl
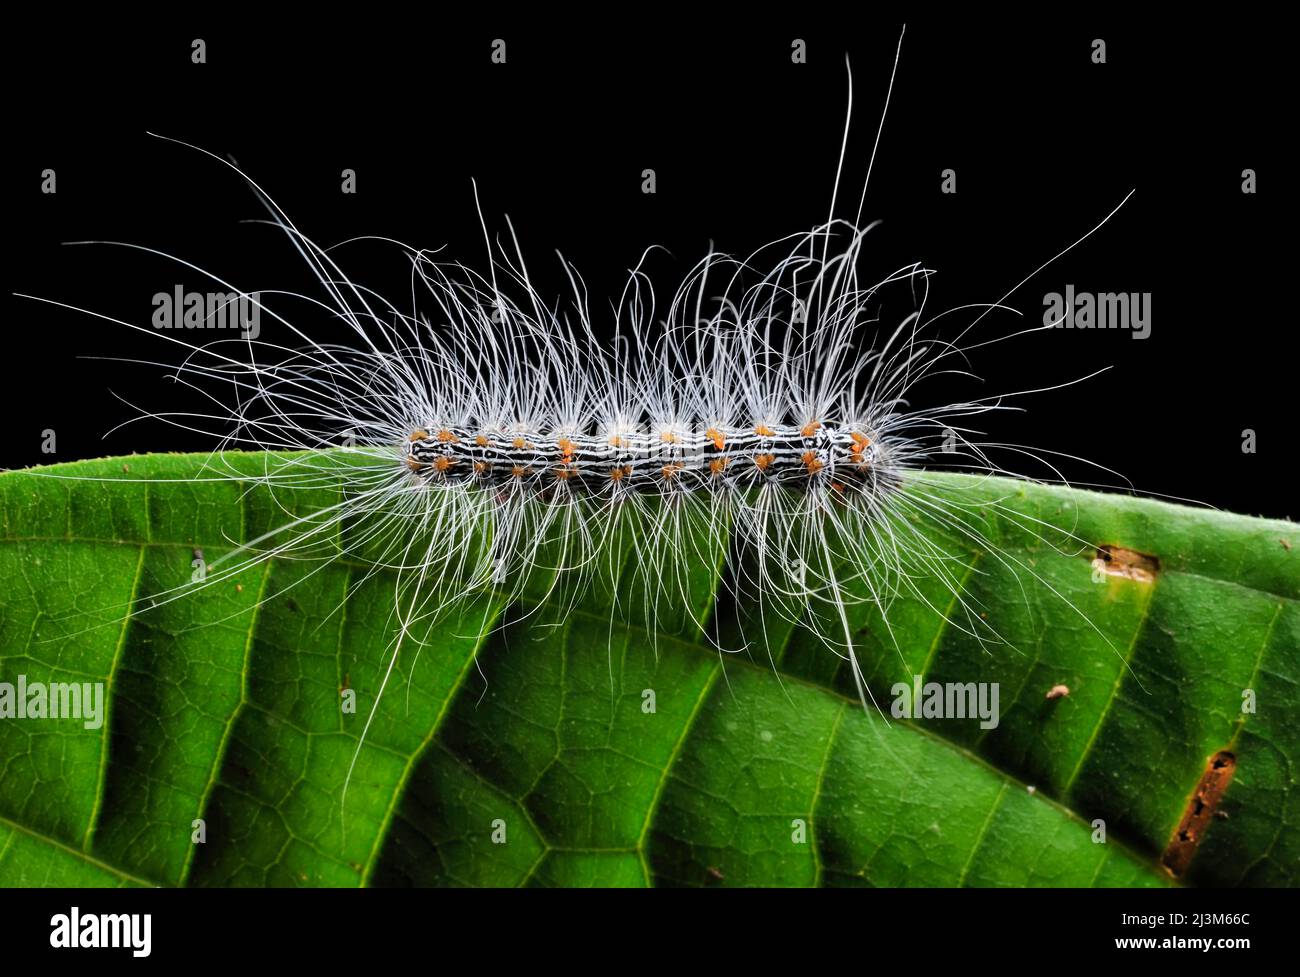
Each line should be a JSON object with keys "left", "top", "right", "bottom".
{"left": 405, "top": 422, "right": 882, "bottom": 494}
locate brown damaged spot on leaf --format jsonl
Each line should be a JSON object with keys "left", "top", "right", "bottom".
{"left": 1096, "top": 544, "right": 1160, "bottom": 582}
{"left": 1161, "top": 750, "right": 1236, "bottom": 878}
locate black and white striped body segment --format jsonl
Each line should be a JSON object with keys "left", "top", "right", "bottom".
{"left": 405, "top": 422, "right": 883, "bottom": 495}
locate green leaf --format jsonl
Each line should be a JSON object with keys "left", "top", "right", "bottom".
{"left": 0, "top": 453, "right": 1295, "bottom": 887}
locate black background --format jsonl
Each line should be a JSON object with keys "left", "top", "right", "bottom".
{"left": 7, "top": 15, "right": 1293, "bottom": 519}
{"left": 0, "top": 884, "right": 1287, "bottom": 963}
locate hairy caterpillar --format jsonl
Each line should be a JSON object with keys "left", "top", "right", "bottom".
{"left": 16, "top": 46, "right": 1137, "bottom": 808}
